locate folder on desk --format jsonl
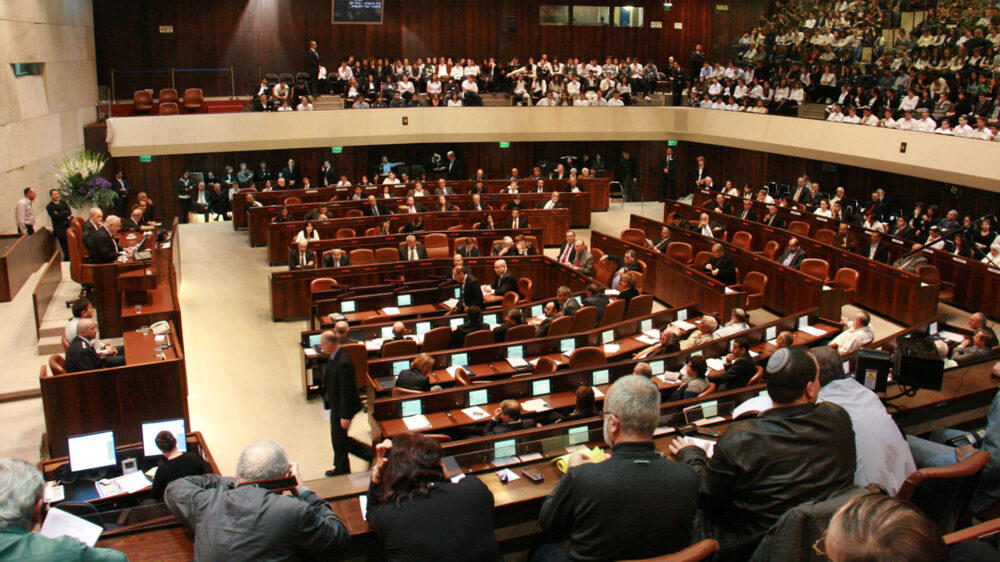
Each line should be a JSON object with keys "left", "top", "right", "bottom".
{"left": 507, "top": 357, "right": 531, "bottom": 370}
{"left": 442, "top": 298, "right": 458, "bottom": 308}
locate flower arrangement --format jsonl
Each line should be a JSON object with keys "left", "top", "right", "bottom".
{"left": 53, "top": 150, "right": 118, "bottom": 209}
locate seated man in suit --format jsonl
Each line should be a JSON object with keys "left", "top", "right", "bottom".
{"left": 406, "top": 182, "right": 429, "bottom": 198}
{"left": 467, "top": 194, "right": 488, "bottom": 211}
{"left": 65, "top": 319, "right": 107, "bottom": 373}
{"left": 669, "top": 212, "right": 693, "bottom": 232}
{"left": 122, "top": 207, "right": 153, "bottom": 232}
{"left": 489, "top": 259, "right": 518, "bottom": 297}
{"left": 506, "top": 210, "right": 529, "bottom": 230}
{"left": 651, "top": 226, "right": 673, "bottom": 253}
{"left": 891, "top": 243, "right": 929, "bottom": 273}
{"left": 564, "top": 176, "right": 582, "bottom": 193}
{"left": 679, "top": 316, "right": 718, "bottom": 350}
{"left": 456, "top": 237, "right": 481, "bottom": 257}
{"left": 607, "top": 249, "right": 642, "bottom": 290}
{"left": 708, "top": 339, "right": 756, "bottom": 390}
{"left": 513, "top": 235, "right": 537, "bottom": 256}
{"left": 859, "top": 231, "right": 889, "bottom": 263}
{"left": 432, "top": 195, "right": 456, "bottom": 212}
{"left": 634, "top": 325, "right": 682, "bottom": 359}
{"left": 582, "top": 283, "right": 610, "bottom": 325}
{"left": 87, "top": 215, "right": 124, "bottom": 265}
{"left": 735, "top": 198, "right": 758, "bottom": 222}
{"left": 530, "top": 179, "right": 547, "bottom": 194}
{"left": 570, "top": 240, "right": 594, "bottom": 276}
{"left": 399, "top": 235, "right": 428, "bottom": 261}
{"left": 710, "top": 193, "right": 732, "bottom": 215}
{"left": 493, "top": 309, "right": 526, "bottom": 343}
{"left": 776, "top": 237, "right": 807, "bottom": 269}
{"left": 484, "top": 399, "right": 534, "bottom": 435}
{"left": 289, "top": 240, "right": 315, "bottom": 270}
{"left": 694, "top": 212, "right": 726, "bottom": 238}
{"left": 761, "top": 205, "right": 785, "bottom": 228}
{"left": 333, "top": 320, "right": 359, "bottom": 345}
{"left": 400, "top": 196, "right": 428, "bottom": 214}
{"left": 450, "top": 306, "right": 490, "bottom": 347}
{"left": 832, "top": 223, "right": 858, "bottom": 252}
{"left": 536, "top": 191, "right": 563, "bottom": 210}
{"left": 452, "top": 265, "right": 484, "bottom": 314}
{"left": 704, "top": 243, "right": 737, "bottom": 285}
{"left": 556, "top": 285, "right": 581, "bottom": 317}
{"left": 534, "top": 301, "right": 560, "bottom": 337}
{"left": 556, "top": 230, "right": 577, "bottom": 264}
{"left": 305, "top": 205, "right": 333, "bottom": 221}
{"left": 363, "top": 195, "right": 390, "bottom": 216}
{"left": 323, "top": 247, "right": 350, "bottom": 268}
{"left": 433, "top": 178, "right": 456, "bottom": 196}
{"left": 65, "top": 300, "right": 125, "bottom": 367}
{"left": 889, "top": 216, "right": 916, "bottom": 241}
{"left": 492, "top": 236, "right": 515, "bottom": 257}
{"left": 468, "top": 181, "right": 487, "bottom": 195}
{"left": 503, "top": 196, "right": 523, "bottom": 211}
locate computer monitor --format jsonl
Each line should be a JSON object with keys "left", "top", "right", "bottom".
{"left": 397, "top": 294, "right": 412, "bottom": 307}
{"left": 68, "top": 431, "right": 117, "bottom": 473}
{"left": 141, "top": 419, "right": 188, "bottom": 457}
{"left": 854, "top": 349, "right": 892, "bottom": 393}
{"left": 308, "top": 333, "right": 322, "bottom": 347}
{"left": 894, "top": 337, "right": 945, "bottom": 391}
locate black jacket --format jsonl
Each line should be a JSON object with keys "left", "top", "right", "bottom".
{"left": 456, "top": 245, "right": 481, "bottom": 257}
{"left": 46, "top": 201, "right": 72, "bottom": 234}
{"left": 736, "top": 208, "right": 759, "bottom": 222}
{"left": 676, "top": 403, "right": 856, "bottom": 552}
{"left": 491, "top": 272, "right": 518, "bottom": 297}
{"left": 87, "top": 227, "right": 119, "bottom": 264}
{"left": 540, "top": 441, "right": 700, "bottom": 561}
{"left": 776, "top": 248, "right": 807, "bottom": 269}
{"left": 707, "top": 254, "right": 738, "bottom": 285}
{"left": 279, "top": 165, "right": 300, "bottom": 185}
{"left": 395, "top": 368, "right": 431, "bottom": 392}
{"left": 66, "top": 336, "right": 105, "bottom": 373}
{"left": 451, "top": 321, "right": 490, "bottom": 348}
{"left": 493, "top": 320, "right": 526, "bottom": 343}
{"left": 399, "top": 244, "right": 428, "bottom": 261}
{"left": 859, "top": 241, "right": 889, "bottom": 264}
{"left": 482, "top": 418, "right": 533, "bottom": 435}
{"left": 323, "top": 348, "right": 362, "bottom": 421}
{"left": 457, "top": 275, "right": 485, "bottom": 313}
{"left": 583, "top": 293, "right": 610, "bottom": 324}
{"left": 289, "top": 248, "right": 315, "bottom": 270}
{"left": 367, "top": 476, "right": 500, "bottom": 562}
{"left": 323, "top": 253, "right": 350, "bottom": 268}
{"left": 708, "top": 353, "right": 755, "bottom": 390}
{"left": 364, "top": 201, "right": 390, "bottom": 216}
{"left": 762, "top": 213, "right": 785, "bottom": 229}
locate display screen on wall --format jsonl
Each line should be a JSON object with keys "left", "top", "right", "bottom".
{"left": 332, "top": 0, "right": 383, "bottom": 24}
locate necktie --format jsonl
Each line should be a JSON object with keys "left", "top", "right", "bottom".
{"left": 410, "top": 248, "right": 415, "bottom": 261}
{"left": 560, "top": 244, "right": 572, "bottom": 263}
{"left": 703, "top": 226, "right": 713, "bottom": 238}
{"left": 300, "top": 252, "right": 305, "bottom": 267}
{"left": 870, "top": 245, "right": 876, "bottom": 259}
{"left": 373, "top": 204, "right": 378, "bottom": 216}
{"left": 783, "top": 253, "right": 794, "bottom": 266}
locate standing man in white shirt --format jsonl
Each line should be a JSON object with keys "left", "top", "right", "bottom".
{"left": 14, "top": 188, "right": 36, "bottom": 235}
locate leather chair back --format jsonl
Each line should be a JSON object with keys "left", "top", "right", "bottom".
{"left": 599, "top": 299, "right": 626, "bottom": 327}
{"left": 799, "top": 258, "right": 830, "bottom": 281}
{"left": 49, "top": 355, "right": 67, "bottom": 375}
{"left": 624, "top": 294, "right": 653, "bottom": 319}
{"left": 730, "top": 231, "right": 752, "bottom": 250}
{"left": 518, "top": 278, "right": 532, "bottom": 302}
{"left": 501, "top": 291, "right": 519, "bottom": 308}
{"left": 463, "top": 330, "right": 494, "bottom": 348}
{"left": 349, "top": 248, "right": 374, "bottom": 265}
{"left": 505, "top": 324, "right": 535, "bottom": 342}
{"left": 533, "top": 356, "right": 558, "bottom": 374}
{"left": 571, "top": 306, "right": 598, "bottom": 332}
{"left": 787, "top": 220, "right": 810, "bottom": 237}
{"left": 134, "top": 90, "right": 153, "bottom": 112}
{"left": 158, "top": 88, "right": 179, "bottom": 104}
{"left": 310, "top": 277, "right": 337, "bottom": 293}
{"left": 335, "top": 228, "right": 356, "bottom": 239}
{"left": 158, "top": 102, "right": 180, "bottom": 115}
{"left": 345, "top": 209, "right": 364, "bottom": 217}
{"left": 424, "top": 233, "right": 450, "bottom": 258}
{"left": 421, "top": 326, "right": 453, "bottom": 353}
{"left": 546, "top": 316, "right": 573, "bottom": 337}
{"left": 741, "top": 271, "right": 768, "bottom": 309}
{"left": 569, "top": 347, "right": 606, "bottom": 369}
{"left": 762, "top": 240, "right": 780, "bottom": 260}
{"left": 375, "top": 247, "right": 398, "bottom": 263}
{"left": 283, "top": 197, "right": 301, "bottom": 206}
{"left": 666, "top": 242, "right": 693, "bottom": 263}
{"left": 392, "top": 386, "right": 423, "bottom": 397}
{"left": 182, "top": 88, "right": 204, "bottom": 111}
{"left": 381, "top": 339, "right": 418, "bottom": 358}
{"left": 814, "top": 228, "right": 835, "bottom": 245}
{"left": 692, "top": 251, "right": 712, "bottom": 271}
{"left": 897, "top": 450, "right": 990, "bottom": 534}
{"left": 620, "top": 228, "right": 646, "bottom": 246}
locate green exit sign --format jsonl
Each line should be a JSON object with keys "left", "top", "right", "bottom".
{"left": 499, "top": 142, "right": 510, "bottom": 148}
{"left": 331, "top": 147, "right": 343, "bottom": 154}
{"left": 139, "top": 155, "right": 152, "bottom": 162}
{"left": 667, "top": 141, "right": 678, "bottom": 146}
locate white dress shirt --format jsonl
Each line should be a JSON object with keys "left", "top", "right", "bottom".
{"left": 830, "top": 324, "right": 874, "bottom": 356}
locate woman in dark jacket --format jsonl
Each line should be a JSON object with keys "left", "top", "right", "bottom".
{"left": 394, "top": 353, "right": 433, "bottom": 392}
{"left": 367, "top": 433, "right": 501, "bottom": 562}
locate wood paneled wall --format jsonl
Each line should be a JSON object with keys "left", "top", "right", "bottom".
{"left": 94, "top": 0, "right": 768, "bottom": 98}
{"left": 96, "top": 137, "right": 1000, "bottom": 224}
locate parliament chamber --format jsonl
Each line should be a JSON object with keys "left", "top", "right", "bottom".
{"left": 3, "top": 0, "right": 1000, "bottom": 560}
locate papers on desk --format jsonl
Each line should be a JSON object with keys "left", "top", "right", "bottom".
{"left": 658, "top": 372, "right": 681, "bottom": 383}
{"left": 705, "top": 358, "right": 727, "bottom": 371}
{"left": 643, "top": 328, "right": 661, "bottom": 338}
{"left": 406, "top": 334, "right": 424, "bottom": 345}
{"left": 507, "top": 357, "right": 531, "bottom": 370}
{"left": 593, "top": 387, "right": 605, "bottom": 399}
{"left": 96, "top": 471, "right": 151, "bottom": 498}
{"left": 41, "top": 507, "right": 103, "bottom": 547}
{"left": 724, "top": 287, "right": 735, "bottom": 294}
{"left": 519, "top": 452, "right": 544, "bottom": 463}
{"left": 687, "top": 437, "right": 717, "bottom": 458}
{"left": 603, "top": 343, "right": 620, "bottom": 354}
{"left": 462, "top": 406, "right": 491, "bottom": 420}
{"left": 451, "top": 473, "right": 466, "bottom": 484}
{"left": 733, "top": 395, "right": 774, "bottom": 419}
{"left": 653, "top": 426, "right": 676, "bottom": 436}
{"left": 43, "top": 484, "right": 64, "bottom": 503}
{"left": 493, "top": 456, "right": 519, "bottom": 468}
{"left": 365, "top": 338, "right": 384, "bottom": 351}
{"left": 402, "top": 414, "right": 432, "bottom": 431}
{"left": 672, "top": 319, "right": 697, "bottom": 331}
{"left": 480, "top": 284, "right": 493, "bottom": 295}
{"left": 694, "top": 416, "right": 726, "bottom": 426}
{"left": 304, "top": 346, "right": 320, "bottom": 358}
{"left": 604, "top": 289, "right": 620, "bottom": 296}
{"left": 358, "top": 495, "right": 368, "bottom": 520}
{"left": 521, "top": 398, "right": 552, "bottom": 413}
{"left": 938, "top": 330, "right": 966, "bottom": 343}
{"left": 496, "top": 467, "right": 520, "bottom": 481}
{"left": 382, "top": 306, "right": 401, "bottom": 315}
{"left": 636, "top": 335, "right": 659, "bottom": 345}
{"left": 799, "top": 325, "right": 827, "bottom": 337}
{"left": 442, "top": 298, "right": 459, "bottom": 308}
{"left": 445, "top": 365, "right": 465, "bottom": 377}
{"left": 154, "top": 335, "right": 166, "bottom": 343}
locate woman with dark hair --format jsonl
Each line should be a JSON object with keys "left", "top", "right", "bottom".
{"left": 558, "top": 385, "right": 599, "bottom": 422}
{"left": 150, "top": 431, "right": 207, "bottom": 500}
{"left": 367, "top": 433, "right": 501, "bottom": 561}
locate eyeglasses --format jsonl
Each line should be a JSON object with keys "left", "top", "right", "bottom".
{"left": 812, "top": 535, "right": 828, "bottom": 559}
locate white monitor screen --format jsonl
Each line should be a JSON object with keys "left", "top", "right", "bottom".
{"left": 401, "top": 400, "right": 422, "bottom": 417}
{"left": 397, "top": 294, "right": 412, "bottom": 307}
{"left": 532, "top": 379, "right": 551, "bottom": 396}
{"left": 765, "top": 326, "right": 777, "bottom": 341}
{"left": 560, "top": 339, "right": 574, "bottom": 353}
{"left": 508, "top": 346, "right": 523, "bottom": 359}
{"left": 677, "top": 309, "right": 688, "bottom": 321}
{"left": 593, "top": 369, "right": 610, "bottom": 386}
{"left": 141, "top": 419, "right": 187, "bottom": 457}
{"left": 531, "top": 305, "right": 543, "bottom": 317}
{"left": 701, "top": 400, "right": 718, "bottom": 418}
{"left": 415, "top": 321, "right": 431, "bottom": 335}
{"left": 601, "top": 330, "right": 614, "bottom": 344}
{"left": 641, "top": 319, "right": 653, "bottom": 332}
{"left": 797, "top": 316, "right": 808, "bottom": 330}
{"left": 494, "top": 438, "right": 516, "bottom": 459}
{"left": 454, "top": 287, "right": 461, "bottom": 299}
{"left": 843, "top": 361, "right": 851, "bottom": 374}
{"left": 308, "top": 334, "right": 322, "bottom": 347}
{"left": 484, "top": 314, "right": 498, "bottom": 326}
{"left": 929, "top": 321, "right": 938, "bottom": 335}
{"left": 341, "top": 300, "right": 356, "bottom": 313}
{"left": 452, "top": 352, "right": 468, "bottom": 367}
{"left": 468, "top": 389, "right": 488, "bottom": 407}
{"left": 568, "top": 425, "right": 588, "bottom": 445}
{"left": 649, "top": 360, "right": 665, "bottom": 374}
{"left": 450, "top": 318, "right": 464, "bottom": 329}
{"left": 68, "top": 431, "right": 117, "bottom": 472}
{"left": 392, "top": 361, "right": 409, "bottom": 375}
{"left": 381, "top": 326, "right": 394, "bottom": 339}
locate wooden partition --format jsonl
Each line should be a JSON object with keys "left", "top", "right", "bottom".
{"left": 0, "top": 229, "right": 56, "bottom": 302}
{"left": 32, "top": 251, "right": 63, "bottom": 339}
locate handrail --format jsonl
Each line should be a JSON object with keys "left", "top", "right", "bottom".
{"left": 111, "top": 66, "right": 236, "bottom": 102}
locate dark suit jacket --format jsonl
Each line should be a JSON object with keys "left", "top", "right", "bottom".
{"left": 87, "top": 228, "right": 119, "bottom": 264}
{"left": 323, "top": 348, "right": 362, "bottom": 421}
{"left": 661, "top": 155, "right": 676, "bottom": 179}
{"left": 493, "top": 320, "right": 526, "bottom": 343}
{"left": 483, "top": 419, "right": 534, "bottom": 435}
{"left": 66, "top": 336, "right": 105, "bottom": 373}
{"left": 46, "top": 201, "right": 72, "bottom": 234}
{"left": 492, "top": 272, "right": 518, "bottom": 297}
{"left": 694, "top": 165, "right": 710, "bottom": 183}
{"left": 323, "top": 254, "right": 350, "bottom": 268}
{"left": 466, "top": 203, "right": 488, "bottom": 211}
{"left": 583, "top": 294, "right": 610, "bottom": 324}
{"left": 561, "top": 297, "right": 581, "bottom": 317}
{"left": 457, "top": 245, "right": 481, "bottom": 257}
{"left": 507, "top": 217, "right": 529, "bottom": 229}
{"left": 707, "top": 255, "right": 737, "bottom": 285}
{"left": 736, "top": 208, "right": 759, "bottom": 222}
{"left": 434, "top": 187, "right": 456, "bottom": 196}
{"left": 536, "top": 200, "right": 564, "bottom": 210}
{"left": 363, "top": 201, "right": 390, "bottom": 216}
{"left": 404, "top": 203, "right": 429, "bottom": 214}
{"left": 434, "top": 204, "right": 457, "bottom": 212}
{"left": 395, "top": 369, "right": 431, "bottom": 392}
{"left": 399, "top": 244, "right": 428, "bottom": 260}
{"left": 279, "top": 166, "right": 300, "bottom": 184}
{"left": 289, "top": 248, "right": 316, "bottom": 270}
{"left": 308, "top": 49, "right": 320, "bottom": 73}
{"left": 82, "top": 220, "right": 99, "bottom": 246}
{"left": 776, "top": 248, "right": 807, "bottom": 269}
{"left": 618, "top": 287, "right": 639, "bottom": 309}
{"left": 709, "top": 353, "right": 756, "bottom": 390}
{"left": 556, "top": 241, "right": 577, "bottom": 263}
{"left": 445, "top": 159, "right": 464, "bottom": 180}
{"left": 790, "top": 186, "right": 812, "bottom": 206}
{"left": 890, "top": 225, "right": 916, "bottom": 241}
{"left": 652, "top": 237, "right": 673, "bottom": 253}
{"left": 763, "top": 213, "right": 786, "bottom": 229}
{"left": 122, "top": 218, "right": 142, "bottom": 231}
{"left": 457, "top": 275, "right": 485, "bottom": 313}
{"left": 859, "top": 242, "right": 889, "bottom": 263}
{"left": 322, "top": 167, "right": 338, "bottom": 186}
{"left": 710, "top": 202, "right": 732, "bottom": 215}
{"left": 451, "top": 321, "right": 490, "bottom": 347}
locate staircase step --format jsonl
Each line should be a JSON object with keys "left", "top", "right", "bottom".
{"left": 38, "top": 336, "right": 63, "bottom": 356}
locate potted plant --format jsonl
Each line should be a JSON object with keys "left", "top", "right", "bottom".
{"left": 53, "top": 150, "right": 118, "bottom": 209}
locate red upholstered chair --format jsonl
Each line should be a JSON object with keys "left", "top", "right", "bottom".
{"left": 730, "top": 231, "right": 752, "bottom": 250}
{"left": 533, "top": 357, "right": 558, "bottom": 375}
{"left": 761, "top": 240, "right": 781, "bottom": 260}
{"left": 832, "top": 268, "right": 860, "bottom": 302}
{"left": 620, "top": 539, "right": 720, "bottom": 561}
{"left": 897, "top": 450, "right": 990, "bottom": 534}
{"left": 787, "top": 220, "right": 810, "bottom": 237}
{"left": 799, "top": 258, "right": 830, "bottom": 281}
{"left": 814, "top": 228, "right": 835, "bottom": 245}
{"left": 547, "top": 316, "right": 573, "bottom": 337}
{"left": 158, "top": 88, "right": 179, "bottom": 104}
{"left": 349, "top": 248, "right": 374, "bottom": 265}
{"left": 570, "top": 306, "right": 598, "bottom": 332}
{"left": 568, "top": 347, "right": 606, "bottom": 369}
{"left": 590, "top": 247, "right": 605, "bottom": 265}
{"left": 447, "top": 224, "right": 463, "bottom": 230}
{"left": 48, "top": 355, "right": 67, "bottom": 375}
{"left": 463, "top": 330, "right": 494, "bottom": 347}
{"left": 692, "top": 251, "right": 712, "bottom": 271}
{"left": 594, "top": 256, "right": 616, "bottom": 285}
{"left": 501, "top": 291, "right": 519, "bottom": 308}
{"left": 697, "top": 382, "right": 717, "bottom": 397}
{"left": 133, "top": 90, "right": 153, "bottom": 113}
{"left": 630, "top": 271, "right": 645, "bottom": 293}
{"left": 666, "top": 242, "right": 693, "bottom": 263}
{"left": 505, "top": 324, "right": 535, "bottom": 342}
{"left": 518, "top": 278, "right": 532, "bottom": 302}
{"left": 335, "top": 228, "right": 356, "bottom": 239}
{"left": 420, "top": 326, "right": 452, "bottom": 353}
{"left": 61, "top": 334, "right": 71, "bottom": 351}
{"left": 341, "top": 343, "right": 368, "bottom": 390}
{"left": 620, "top": 228, "right": 646, "bottom": 246}
{"left": 365, "top": 227, "right": 378, "bottom": 236}
{"left": 599, "top": 299, "right": 626, "bottom": 327}
{"left": 917, "top": 265, "right": 955, "bottom": 303}
{"left": 748, "top": 366, "right": 765, "bottom": 385}
{"left": 309, "top": 278, "right": 337, "bottom": 293}
{"left": 424, "top": 233, "right": 450, "bottom": 258}
{"left": 182, "top": 88, "right": 204, "bottom": 112}
{"left": 345, "top": 209, "right": 364, "bottom": 218}
{"left": 283, "top": 197, "right": 301, "bottom": 205}
{"left": 375, "top": 247, "right": 398, "bottom": 263}
{"left": 730, "top": 271, "right": 768, "bottom": 310}
{"left": 624, "top": 294, "right": 653, "bottom": 319}
{"left": 381, "top": 339, "right": 418, "bottom": 358}
{"left": 158, "top": 102, "right": 180, "bottom": 115}
{"left": 392, "top": 386, "right": 423, "bottom": 397}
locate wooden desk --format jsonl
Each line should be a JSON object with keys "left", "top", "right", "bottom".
{"left": 0, "top": 229, "right": 55, "bottom": 302}
{"left": 40, "top": 320, "right": 189, "bottom": 458}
